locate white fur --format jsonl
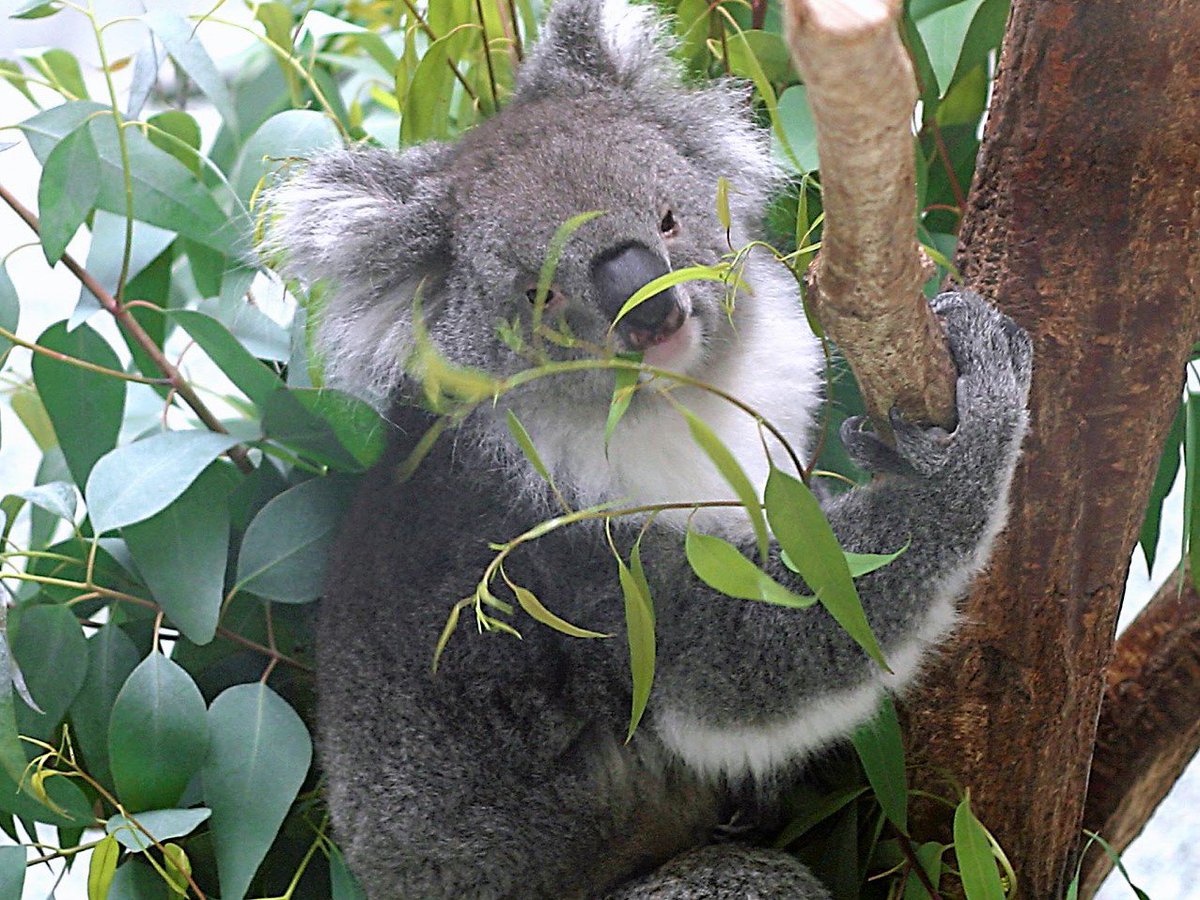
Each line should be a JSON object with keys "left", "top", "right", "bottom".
{"left": 654, "top": 591, "right": 960, "bottom": 781}
{"left": 601, "top": 0, "right": 657, "bottom": 68}
{"left": 513, "top": 256, "right": 823, "bottom": 540}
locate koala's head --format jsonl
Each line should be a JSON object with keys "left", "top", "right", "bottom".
{"left": 267, "top": 0, "right": 778, "bottom": 408}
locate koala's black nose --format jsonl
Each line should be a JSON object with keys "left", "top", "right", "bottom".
{"left": 591, "top": 243, "right": 680, "bottom": 332}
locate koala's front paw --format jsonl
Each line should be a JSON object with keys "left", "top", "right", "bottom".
{"left": 931, "top": 290, "right": 1033, "bottom": 449}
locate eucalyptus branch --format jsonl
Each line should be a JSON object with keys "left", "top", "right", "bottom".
{"left": 475, "top": 0, "right": 501, "bottom": 110}
{"left": 0, "top": 182, "right": 254, "bottom": 474}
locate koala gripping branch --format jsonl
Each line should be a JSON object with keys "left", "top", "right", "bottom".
{"left": 782, "top": 0, "right": 958, "bottom": 435}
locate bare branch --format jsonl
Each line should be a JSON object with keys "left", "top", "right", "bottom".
{"left": 781, "top": 0, "right": 957, "bottom": 435}
{"left": 1079, "top": 565, "right": 1200, "bottom": 897}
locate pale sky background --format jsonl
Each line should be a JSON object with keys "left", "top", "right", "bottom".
{"left": 0, "top": 1, "right": 1194, "bottom": 897}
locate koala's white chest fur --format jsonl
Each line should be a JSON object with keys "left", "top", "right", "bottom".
{"left": 516, "top": 262, "right": 823, "bottom": 541}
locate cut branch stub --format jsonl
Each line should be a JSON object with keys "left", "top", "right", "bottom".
{"left": 783, "top": 0, "right": 958, "bottom": 436}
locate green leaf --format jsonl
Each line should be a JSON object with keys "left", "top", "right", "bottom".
{"left": 776, "top": 85, "right": 820, "bottom": 174}
{"left": 843, "top": 546, "right": 907, "bottom": 578}
{"left": 145, "top": 110, "right": 202, "bottom": 175}
{"left": 21, "top": 102, "right": 246, "bottom": 257}
{"left": 85, "top": 431, "right": 242, "bottom": 535}
{"left": 765, "top": 468, "right": 889, "bottom": 669}
{"left": 773, "top": 785, "right": 868, "bottom": 848}
{"left": 916, "top": 0, "right": 986, "bottom": 93}
{"left": 617, "top": 554, "right": 655, "bottom": 741}
{"left": 0, "top": 845, "right": 24, "bottom": 900}
{"left": 0, "top": 263, "right": 17, "bottom": 359}
{"left": 611, "top": 264, "right": 741, "bottom": 331}
{"left": 401, "top": 25, "right": 480, "bottom": 145}
{"left": 107, "top": 859, "right": 172, "bottom": 899}
{"left": 68, "top": 624, "right": 141, "bottom": 790}
{"left": 71, "top": 211, "right": 175, "bottom": 329}
{"left": 32, "top": 321, "right": 126, "bottom": 486}
{"left": 900, "top": 11, "right": 941, "bottom": 113}
{"left": 234, "top": 476, "right": 356, "bottom": 603}
{"left": 38, "top": 122, "right": 101, "bottom": 264}
{"left": 723, "top": 29, "right": 794, "bottom": 84}
{"left": 231, "top": 109, "right": 341, "bottom": 204}
{"left": 263, "top": 388, "right": 386, "bottom": 472}
{"left": 685, "top": 529, "right": 813, "bottom": 608}
{"left": 144, "top": 10, "right": 239, "bottom": 136}
{"left": 1078, "top": 830, "right": 1151, "bottom": 900}
{"left": 11, "top": 1, "right": 63, "bottom": 19}
{"left": 25, "top": 48, "right": 88, "bottom": 98}
{"left": 605, "top": 361, "right": 641, "bottom": 452}
{"left": 88, "top": 834, "right": 120, "bottom": 900}
{"left": 0, "top": 761, "right": 93, "bottom": 826}
{"left": 0, "top": 607, "right": 27, "bottom": 785}
{"left": 506, "top": 409, "right": 552, "bottom": 483}
{"left": 123, "top": 466, "right": 233, "bottom": 645}
{"left": 850, "top": 696, "right": 908, "bottom": 833}
{"left": 167, "top": 309, "right": 281, "bottom": 409}
{"left": 947, "top": 0, "right": 1010, "bottom": 89}
{"left": 108, "top": 653, "right": 210, "bottom": 813}
{"left": 902, "top": 842, "right": 946, "bottom": 900}
{"left": 329, "top": 845, "right": 367, "bottom": 900}
{"left": 11, "top": 481, "right": 76, "bottom": 524}
{"left": 679, "top": 406, "right": 770, "bottom": 562}
{"left": 10, "top": 604, "right": 88, "bottom": 744}
{"left": 106, "top": 807, "right": 211, "bottom": 852}
{"left": 202, "top": 683, "right": 312, "bottom": 900}
{"left": 502, "top": 570, "right": 607, "bottom": 639}
{"left": 1140, "top": 399, "right": 1183, "bottom": 573}
{"left": 953, "top": 793, "right": 1005, "bottom": 900}
{"left": 1187, "top": 392, "right": 1200, "bottom": 592}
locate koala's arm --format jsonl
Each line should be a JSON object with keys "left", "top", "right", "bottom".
{"left": 646, "top": 292, "right": 1032, "bottom": 774}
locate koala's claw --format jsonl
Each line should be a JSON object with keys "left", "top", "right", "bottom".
{"left": 839, "top": 415, "right": 914, "bottom": 476}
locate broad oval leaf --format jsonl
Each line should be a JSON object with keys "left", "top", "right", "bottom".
{"left": 764, "top": 468, "right": 889, "bottom": 670}
{"left": 231, "top": 109, "right": 340, "bottom": 202}
{"left": 12, "top": 481, "right": 76, "bottom": 523}
{"left": 953, "top": 793, "right": 1006, "bottom": 900}
{"left": 776, "top": 85, "right": 820, "bottom": 174}
{"left": 68, "top": 623, "right": 140, "bottom": 790}
{"left": 85, "top": 431, "right": 242, "bottom": 534}
{"left": 234, "top": 475, "right": 356, "bottom": 602}
{"left": 123, "top": 465, "right": 233, "bottom": 645}
{"left": 106, "top": 807, "right": 212, "bottom": 852}
{"left": 108, "top": 653, "right": 209, "bottom": 813}
{"left": 10, "top": 603, "right": 88, "bottom": 744}
{"left": 202, "top": 683, "right": 312, "bottom": 900}
{"left": 32, "top": 321, "right": 126, "bottom": 487}
{"left": 37, "top": 121, "right": 101, "bottom": 264}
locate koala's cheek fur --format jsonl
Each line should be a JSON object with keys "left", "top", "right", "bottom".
{"left": 265, "top": 1, "right": 1032, "bottom": 898}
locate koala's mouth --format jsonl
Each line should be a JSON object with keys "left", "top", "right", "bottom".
{"left": 623, "top": 303, "right": 687, "bottom": 353}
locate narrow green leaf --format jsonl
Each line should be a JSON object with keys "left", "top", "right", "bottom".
{"left": 0, "top": 606, "right": 27, "bottom": 784}
{"left": 953, "top": 793, "right": 1005, "bottom": 900}
{"left": 1080, "top": 830, "right": 1151, "bottom": 900}
{"left": 850, "top": 696, "right": 908, "bottom": 833}
{"left": 400, "top": 25, "right": 480, "bottom": 145}
{"left": 719, "top": 28, "right": 802, "bottom": 170}
{"left": 629, "top": 536, "right": 654, "bottom": 626}
{"left": 715, "top": 176, "right": 732, "bottom": 232}
{"left": 0, "top": 763, "right": 93, "bottom": 826}
{"left": 843, "top": 546, "right": 907, "bottom": 578}
{"left": 617, "top": 556, "right": 655, "bottom": 741}
{"left": 264, "top": 387, "right": 386, "bottom": 472}
{"left": 686, "top": 528, "right": 811, "bottom": 608}
{"left": 32, "top": 321, "right": 126, "bottom": 487}
{"left": 10, "top": 603, "right": 88, "bottom": 744}
{"left": 605, "top": 361, "right": 641, "bottom": 451}
{"left": 38, "top": 122, "right": 101, "bottom": 264}
{"left": 0, "top": 845, "right": 24, "bottom": 900}
{"left": 506, "top": 409, "right": 552, "bottom": 484}
{"left": 168, "top": 309, "right": 281, "bottom": 409}
{"left": 329, "top": 845, "right": 367, "bottom": 900}
{"left": 85, "top": 431, "right": 241, "bottom": 535}
{"left": 1138, "top": 399, "right": 1183, "bottom": 573}
{"left": 203, "top": 684, "right": 312, "bottom": 900}
{"left": 123, "top": 466, "right": 232, "bottom": 645}
{"left": 611, "top": 265, "right": 741, "bottom": 331}
{"left": 144, "top": 11, "right": 239, "bottom": 135}
{"left": 234, "top": 476, "right": 356, "bottom": 603}
{"left": 27, "top": 48, "right": 88, "bottom": 98}
{"left": 902, "top": 842, "right": 946, "bottom": 900}
{"left": 88, "top": 834, "right": 120, "bottom": 900}
{"left": 502, "top": 570, "right": 607, "bottom": 639}
{"left": 106, "top": 807, "right": 212, "bottom": 852}
{"left": 11, "top": 1, "right": 63, "bottom": 19}
{"left": 765, "top": 468, "right": 889, "bottom": 670}
{"left": 68, "top": 624, "right": 140, "bottom": 790}
{"left": 0, "top": 263, "right": 19, "bottom": 359}
{"left": 679, "top": 406, "right": 770, "bottom": 562}
{"left": 108, "top": 654, "right": 209, "bottom": 813}
{"left": 1187, "top": 392, "right": 1200, "bottom": 592}
{"left": 533, "top": 210, "right": 606, "bottom": 321}
{"left": 773, "top": 785, "right": 868, "bottom": 848}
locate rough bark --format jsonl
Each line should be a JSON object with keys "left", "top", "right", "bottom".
{"left": 781, "top": 0, "right": 957, "bottom": 435}
{"left": 901, "top": 0, "right": 1200, "bottom": 896}
{"left": 1079, "top": 566, "right": 1200, "bottom": 897}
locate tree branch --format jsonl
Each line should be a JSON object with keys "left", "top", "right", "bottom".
{"left": 0, "top": 182, "right": 254, "bottom": 474}
{"left": 781, "top": 0, "right": 957, "bottom": 436}
{"left": 1079, "top": 564, "right": 1200, "bottom": 897}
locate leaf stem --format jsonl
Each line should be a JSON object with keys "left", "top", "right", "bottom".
{"left": 0, "top": 326, "right": 167, "bottom": 385}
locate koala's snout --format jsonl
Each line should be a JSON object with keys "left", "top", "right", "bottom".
{"left": 591, "top": 243, "right": 684, "bottom": 348}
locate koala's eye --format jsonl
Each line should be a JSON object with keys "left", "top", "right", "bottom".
{"left": 659, "top": 208, "right": 680, "bottom": 239}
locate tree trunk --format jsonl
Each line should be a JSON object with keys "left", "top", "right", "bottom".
{"left": 901, "top": 0, "right": 1200, "bottom": 895}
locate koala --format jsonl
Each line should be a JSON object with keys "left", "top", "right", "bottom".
{"left": 266, "top": 0, "right": 1032, "bottom": 897}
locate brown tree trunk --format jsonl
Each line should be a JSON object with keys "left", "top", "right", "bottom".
{"left": 902, "top": 0, "right": 1200, "bottom": 895}
{"left": 1080, "top": 565, "right": 1200, "bottom": 897}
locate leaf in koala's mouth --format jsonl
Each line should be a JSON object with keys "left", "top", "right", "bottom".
{"left": 625, "top": 304, "right": 687, "bottom": 351}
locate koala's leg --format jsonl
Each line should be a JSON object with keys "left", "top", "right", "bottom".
{"left": 607, "top": 845, "right": 832, "bottom": 900}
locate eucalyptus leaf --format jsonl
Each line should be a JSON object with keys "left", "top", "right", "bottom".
{"left": 10, "top": 603, "right": 88, "bottom": 744}
{"left": 234, "top": 475, "right": 357, "bottom": 602}
{"left": 72, "top": 212, "right": 175, "bottom": 329}
{"left": 0, "top": 845, "right": 23, "bottom": 900}
{"left": 202, "top": 683, "right": 312, "bottom": 900}
{"left": 231, "top": 109, "right": 341, "bottom": 203}
{"left": 168, "top": 309, "right": 282, "bottom": 410}
{"left": 88, "top": 834, "right": 120, "bottom": 900}
{"left": 12, "top": 481, "right": 76, "bottom": 523}
{"left": 401, "top": 25, "right": 479, "bottom": 145}
{"left": 144, "top": 10, "right": 239, "bottom": 136}
{"left": 68, "top": 624, "right": 140, "bottom": 790}
{"left": 953, "top": 794, "right": 1005, "bottom": 900}
{"left": 37, "top": 122, "right": 101, "bottom": 264}
{"left": 850, "top": 696, "right": 908, "bottom": 833}
{"left": 776, "top": 85, "right": 820, "bottom": 174}
{"left": 32, "top": 320, "right": 126, "bottom": 487}
{"left": 85, "top": 431, "right": 242, "bottom": 535}
{"left": 106, "top": 807, "right": 212, "bottom": 852}
{"left": 109, "top": 653, "right": 209, "bottom": 813}
{"left": 0, "top": 263, "right": 17, "bottom": 359}
{"left": 616, "top": 554, "right": 655, "bottom": 740}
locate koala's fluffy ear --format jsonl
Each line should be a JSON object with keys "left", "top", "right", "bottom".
{"left": 264, "top": 145, "right": 451, "bottom": 403}
{"left": 515, "top": 0, "right": 672, "bottom": 97}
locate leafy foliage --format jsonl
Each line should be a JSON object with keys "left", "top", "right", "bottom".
{"left": 0, "top": 0, "right": 1158, "bottom": 898}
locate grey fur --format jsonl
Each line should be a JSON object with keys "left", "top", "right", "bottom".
{"left": 265, "top": 0, "right": 1032, "bottom": 897}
